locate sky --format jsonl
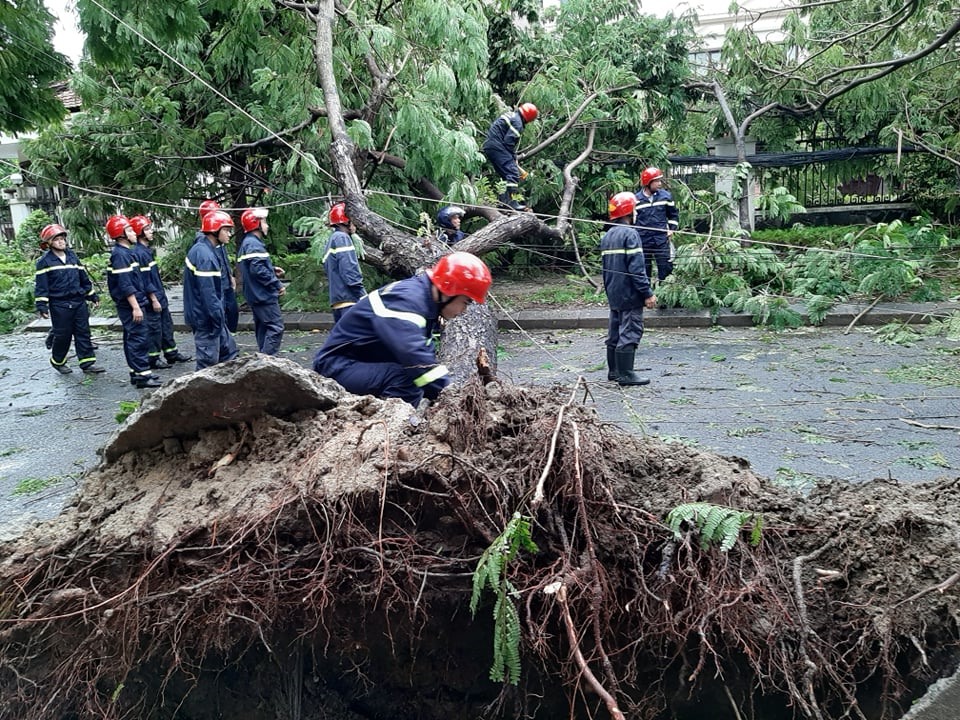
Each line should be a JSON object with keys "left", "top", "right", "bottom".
{"left": 45, "top": 0, "right": 84, "bottom": 66}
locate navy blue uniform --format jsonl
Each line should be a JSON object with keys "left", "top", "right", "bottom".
{"left": 237, "top": 231, "right": 284, "bottom": 355}
{"left": 313, "top": 274, "right": 448, "bottom": 406}
{"left": 194, "top": 231, "right": 238, "bottom": 332}
{"left": 601, "top": 223, "right": 653, "bottom": 351}
{"left": 634, "top": 187, "right": 679, "bottom": 281}
{"left": 437, "top": 228, "right": 465, "bottom": 246}
{"left": 184, "top": 237, "right": 238, "bottom": 369}
{"left": 107, "top": 242, "right": 153, "bottom": 382}
{"left": 34, "top": 248, "right": 99, "bottom": 372}
{"left": 137, "top": 242, "right": 187, "bottom": 364}
{"left": 322, "top": 228, "right": 365, "bottom": 323}
{"left": 482, "top": 110, "right": 525, "bottom": 188}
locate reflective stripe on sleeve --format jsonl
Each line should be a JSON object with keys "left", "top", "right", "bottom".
{"left": 321, "top": 245, "right": 356, "bottom": 263}
{"left": 185, "top": 258, "right": 221, "bottom": 278}
{"left": 237, "top": 252, "right": 272, "bottom": 262}
{"left": 601, "top": 248, "right": 643, "bottom": 256}
{"left": 368, "top": 290, "right": 427, "bottom": 328}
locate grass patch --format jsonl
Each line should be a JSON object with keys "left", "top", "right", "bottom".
{"left": 13, "top": 475, "right": 63, "bottom": 496}
{"left": 19, "top": 408, "right": 46, "bottom": 417}
{"left": 115, "top": 400, "right": 139, "bottom": 424}
{"left": 895, "top": 453, "right": 950, "bottom": 470}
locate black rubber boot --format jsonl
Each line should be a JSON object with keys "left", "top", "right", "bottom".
{"left": 168, "top": 352, "right": 193, "bottom": 363}
{"left": 81, "top": 364, "right": 106, "bottom": 374}
{"left": 131, "top": 376, "right": 162, "bottom": 388}
{"left": 606, "top": 346, "right": 617, "bottom": 381}
{"left": 615, "top": 349, "right": 650, "bottom": 386}
{"left": 497, "top": 192, "right": 525, "bottom": 211}
{"left": 45, "top": 329, "right": 54, "bottom": 350}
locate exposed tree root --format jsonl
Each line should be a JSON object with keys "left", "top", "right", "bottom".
{"left": 0, "top": 366, "right": 958, "bottom": 719}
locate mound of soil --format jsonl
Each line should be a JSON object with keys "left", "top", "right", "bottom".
{"left": 0, "top": 355, "right": 957, "bottom": 720}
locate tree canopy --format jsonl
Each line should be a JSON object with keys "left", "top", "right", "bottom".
{"left": 0, "top": 0, "right": 71, "bottom": 134}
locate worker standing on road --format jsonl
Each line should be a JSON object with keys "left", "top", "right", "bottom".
{"left": 313, "top": 252, "right": 492, "bottom": 406}
{"left": 436, "top": 205, "right": 466, "bottom": 246}
{"left": 602, "top": 192, "right": 657, "bottom": 386}
{"left": 634, "top": 166, "right": 679, "bottom": 283}
{"left": 482, "top": 103, "right": 538, "bottom": 211}
{"left": 197, "top": 199, "right": 239, "bottom": 333}
{"left": 236, "top": 207, "right": 285, "bottom": 355}
{"left": 33, "top": 223, "right": 106, "bottom": 376}
{"left": 322, "top": 202, "right": 366, "bottom": 324}
{"left": 183, "top": 210, "right": 239, "bottom": 370}
{"left": 129, "top": 215, "right": 192, "bottom": 368}
{"left": 106, "top": 215, "right": 160, "bottom": 388}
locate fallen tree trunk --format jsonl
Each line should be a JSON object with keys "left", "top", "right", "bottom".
{"left": 0, "top": 356, "right": 957, "bottom": 720}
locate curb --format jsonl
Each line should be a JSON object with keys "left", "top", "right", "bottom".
{"left": 22, "top": 301, "right": 960, "bottom": 335}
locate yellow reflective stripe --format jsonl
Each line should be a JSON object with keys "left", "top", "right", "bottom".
{"left": 501, "top": 113, "right": 521, "bottom": 137}
{"left": 601, "top": 248, "right": 643, "bottom": 256}
{"left": 237, "top": 252, "right": 271, "bottom": 262}
{"left": 35, "top": 264, "right": 83, "bottom": 275}
{"left": 108, "top": 264, "right": 138, "bottom": 274}
{"left": 331, "top": 301, "right": 355, "bottom": 310}
{"left": 368, "top": 290, "right": 426, "bottom": 328}
{"left": 77, "top": 356, "right": 96, "bottom": 364}
{"left": 321, "top": 245, "right": 356, "bottom": 263}
{"left": 185, "top": 257, "right": 221, "bottom": 278}
{"left": 640, "top": 200, "right": 674, "bottom": 208}
{"left": 35, "top": 295, "right": 49, "bottom": 302}
{"left": 414, "top": 364, "right": 449, "bottom": 387}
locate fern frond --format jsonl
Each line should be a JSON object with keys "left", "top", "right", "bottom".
{"left": 665, "top": 502, "right": 763, "bottom": 553}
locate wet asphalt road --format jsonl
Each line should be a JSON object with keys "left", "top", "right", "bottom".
{"left": 1, "top": 324, "right": 959, "bottom": 541}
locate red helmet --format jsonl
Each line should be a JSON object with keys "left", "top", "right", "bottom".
{"left": 40, "top": 223, "right": 68, "bottom": 243}
{"left": 201, "top": 209, "right": 235, "bottom": 234}
{"left": 427, "top": 252, "right": 492, "bottom": 304}
{"left": 640, "top": 167, "right": 664, "bottom": 187}
{"left": 608, "top": 192, "right": 636, "bottom": 220}
{"left": 328, "top": 202, "right": 349, "bottom": 226}
{"left": 105, "top": 215, "right": 132, "bottom": 239}
{"left": 241, "top": 207, "right": 269, "bottom": 232}
{"left": 518, "top": 103, "right": 538, "bottom": 123}
{"left": 129, "top": 215, "right": 152, "bottom": 237}
{"left": 199, "top": 199, "right": 221, "bottom": 218}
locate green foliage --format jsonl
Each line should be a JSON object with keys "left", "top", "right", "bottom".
{"left": 665, "top": 502, "right": 762, "bottom": 552}
{"left": 14, "top": 210, "right": 54, "bottom": 259}
{"left": 0, "top": 240, "right": 38, "bottom": 333}
{"left": 0, "top": 0, "right": 71, "bottom": 133}
{"left": 115, "top": 400, "right": 139, "bottom": 424}
{"left": 471, "top": 512, "right": 538, "bottom": 685}
{"left": 756, "top": 186, "right": 805, "bottom": 225}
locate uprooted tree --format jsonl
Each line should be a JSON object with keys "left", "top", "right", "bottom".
{"left": 0, "top": 356, "right": 958, "bottom": 719}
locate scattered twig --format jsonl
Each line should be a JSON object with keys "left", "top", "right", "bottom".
{"left": 900, "top": 418, "right": 960, "bottom": 432}
{"left": 843, "top": 296, "right": 882, "bottom": 334}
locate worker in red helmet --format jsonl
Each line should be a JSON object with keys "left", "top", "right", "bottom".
{"left": 196, "top": 199, "right": 239, "bottom": 332}
{"left": 601, "top": 192, "right": 657, "bottom": 386}
{"left": 33, "top": 223, "right": 106, "bottom": 376}
{"left": 236, "top": 207, "right": 285, "bottom": 354}
{"left": 313, "top": 251, "right": 492, "bottom": 406}
{"left": 129, "top": 215, "right": 192, "bottom": 367}
{"left": 634, "top": 166, "right": 679, "bottom": 283}
{"left": 482, "top": 102, "right": 538, "bottom": 211}
{"left": 183, "top": 209, "right": 239, "bottom": 369}
{"left": 322, "top": 202, "right": 366, "bottom": 324}
{"left": 105, "top": 215, "right": 160, "bottom": 388}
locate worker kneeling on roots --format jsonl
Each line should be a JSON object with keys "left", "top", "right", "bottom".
{"left": 313, "top": 251, "right": 492, "bottom": 406}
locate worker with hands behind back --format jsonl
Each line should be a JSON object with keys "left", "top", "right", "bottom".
{"left": 313, "top": 252, "right": 492, "bottom": 406}
{"left": 602, "top": 192, "right": 657, "bottom": 387}
{"left": 106, "top": 215, "right": 160, "bottom": 388}
{"left": 236, "top": 207, "right": 285, "bottom": 355}
{"left": 183, "top": 210, "right": 239, "bottom": 370}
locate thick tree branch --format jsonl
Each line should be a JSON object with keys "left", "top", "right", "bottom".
{"left": 519, "top": 84, "right": 636, "bottom": 161}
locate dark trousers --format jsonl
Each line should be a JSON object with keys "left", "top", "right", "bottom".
{"left": 193, "top": 324, "right": 238, "bottom": 370}
{"left": 641, "top": 235, "right": 674, "bottom": 281}
{"left": 251, "top": 300, "right": 284, "bottom": 355}
{"left": 482, "top": 145, "right": 520, "bottom": 185}
{"left": 49, "top": 299, "right": 97, "bottom": 370}
{"left": 314, "top": 353, "right": 422, "bottom": 406}
{"left": 223, "top": 287, "right": 239, "bottom": 333}
{"left": 145, "top": 306, "right": 182, "bottom": 362}
{"left": 116, "top": 302, "right": 152, "bottom": 379}
{"left": 606, "top": 307, "right": 645, "bottom": 351}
